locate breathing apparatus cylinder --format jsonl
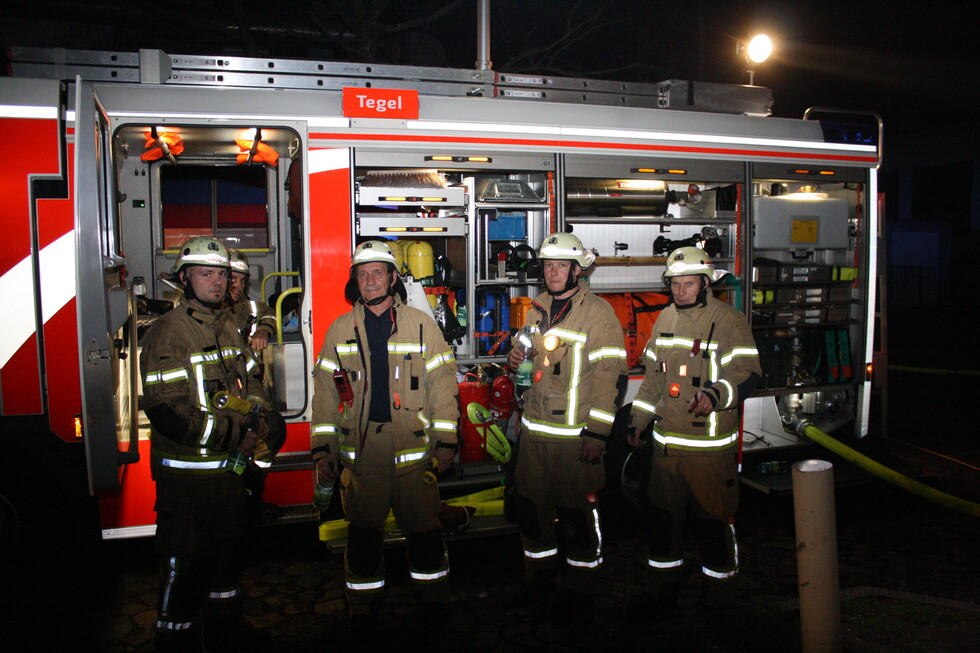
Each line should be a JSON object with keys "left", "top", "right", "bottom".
{"left": 406, "top": 240, "right": 435, "bottom": 281}
{"left": 388, "top": 239, "right": 406, "bottom": 275}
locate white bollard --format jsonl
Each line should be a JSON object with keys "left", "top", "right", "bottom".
{"left": 792, "top": 459, "right": 842, "bottom": 653}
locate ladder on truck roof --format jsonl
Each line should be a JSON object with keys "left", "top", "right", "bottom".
{"left": 8, "top": 46, "right": 773, "bottom": 116}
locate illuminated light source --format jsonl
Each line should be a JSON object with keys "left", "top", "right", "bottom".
{"left": 423, "top": 155, "right": 492, "bottom": 163}
{"left": 379, "top": 226, "right": 449, "bottom": 233}
{"left": 737, "top": 33, "right": 773, "bottom": 85}
{"left": 746, "top": 34, "right": 772, "bottom": 64}
{"left": 866, "top": 363, "right": 873, "bottom": 381}
{"left": 74, "top": 415, "right": 83, "bottom": 439}
{"left": 781, "top": 191, "right": 830, "bottom": 201}
{"left": 236, "top": 128, "right": 279, "bottom": 167}
{"left": 617, "top": 180, "right": 667, "bottom": 190}
{"left": 542, "top": 334, "right": 561, "bottom": 352}
{"left": 380, "top": 196, "right": 446, "bottom": 202}
{"left": 630, "top": 168, "right": 688, "bottom": 175}
{"left": 141, "top": 127, "right": 184, "bottom": 163}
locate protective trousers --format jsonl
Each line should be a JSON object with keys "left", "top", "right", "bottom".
{"left": 644, "top": 451, "right": 739, "bottom": 596}
{"left": 153, "top": 476, "right": 249, "bottom": 651}
{"left": 340, "top": 421, "right": 448, "bottom": 615}
{"left": 514, "top": 430, "right": 604, "bottom": 594}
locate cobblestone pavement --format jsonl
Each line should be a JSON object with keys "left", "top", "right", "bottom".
{"left": 8, "top": 461, "right": 975, "bottom": 653}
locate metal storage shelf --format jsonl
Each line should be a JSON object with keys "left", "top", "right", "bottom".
{"left": 751, "top": 381, "right": 859, "bottom": 397}
{"left": 751, "top": 320, "right": 854, "bottom": 331}
{"left": 566, "top": 216, "right": 737, "bottom": 225}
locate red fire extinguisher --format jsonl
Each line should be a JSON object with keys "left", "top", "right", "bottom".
{"left": 489, "top": 374, "right": 515, "bottom": 420}
{"left": 457, "top": 373, "right": 491, "bottom": 463}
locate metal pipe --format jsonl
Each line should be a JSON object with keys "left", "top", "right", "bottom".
{"left": 792, "top": 459, "right": 842, "bottom": 653}
{"left": 476, "top": 0, "right": 492, "bottom": 70}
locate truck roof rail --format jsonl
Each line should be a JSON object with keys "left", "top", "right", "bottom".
{"left": 8, "top": 46, "right": 773, "bottom": 116}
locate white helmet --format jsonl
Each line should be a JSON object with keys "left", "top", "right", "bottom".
{"left": 538, "top": 232, "right": 595, "bottom": 269}
{"left": 173, "top": 236, "right": 229, "bottom": 276}
{"left": 345, "top": 240, "right": 405, "bottom": 304}
{"left": 663, "top": 246, "right": 727, "bottom": 282}
{"left": 351, "top": 240, "right": 398, "bottom": 270}
{"left": 228, "top": 248, "right": 250, "bottom": 274}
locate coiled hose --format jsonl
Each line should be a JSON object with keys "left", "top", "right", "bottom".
{"left": 797, "top": 421, "right": 980, "bottom": 518}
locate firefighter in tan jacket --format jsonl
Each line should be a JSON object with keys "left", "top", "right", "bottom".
{"left": 507, "top": 232, "right": 627, "bottom": 620}
{"left": 226, "top": 248, "right": 277, "bottom": 353}
{"left": 627, "top": 247, "right": 761, "bottom": 611}
{"left": 312, "top": 240, "right": 459, "bottom": 623}
{"left": 140, "top": 237, "right": 284, "bottom": 652}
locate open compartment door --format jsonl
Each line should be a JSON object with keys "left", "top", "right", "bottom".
{"left": 75, "top": 80, "right": 139, "bottom": 492}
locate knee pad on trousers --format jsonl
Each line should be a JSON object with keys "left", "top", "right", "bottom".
{"left": 694, "top": 518, "right": 730, "bottom": 568}
{"left": 645, "top": 504, "right": 675, "bottom": 556}
{"left": 407, "top": 528, "right": 445, "bottom": 571}
{"left": 513, "top": 492, "right": 541, "bottom": 540}
{"left": 347, "top": 525, "right": 384, "bottom": 577}
{"left": 556, "top": 507, "right": 595, "bottom": 550}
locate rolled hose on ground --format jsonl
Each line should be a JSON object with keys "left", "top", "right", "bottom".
{"left": 795, "top": 421, "right": 980, "bottom": 518}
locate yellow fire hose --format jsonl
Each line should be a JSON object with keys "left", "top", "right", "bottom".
{"left": 798, "top": 422, "right": 980, "bottom": 518}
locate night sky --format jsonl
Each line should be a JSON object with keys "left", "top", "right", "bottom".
{"left": 1, "top": 1, "right": 976, "bottom": 142}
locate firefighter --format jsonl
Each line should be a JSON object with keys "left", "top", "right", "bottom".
{"left": 507, "top": 231, "right": 627, "bottom": 621}
{"left": 626, "top": 246, "right": 761, "bottom": 612}
{"left": 140, "top": 236, "right": 284, "bottom": 652}
{"left": 311, "top": 240, "right": 459, "bottom": 626}
{"left": 226, "top": 248, "right": 276, "bottom": 352}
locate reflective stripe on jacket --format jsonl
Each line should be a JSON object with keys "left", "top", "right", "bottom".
{"left": 521, "top": 280, "right": 627, "bottom": 445}
{"left": 629, "top": 295, "right": 760, "bottom": 453}
{"left": 311, "top": 297, "right": 459, "bottom": 473}
{"left": 140, "top": 300, "right": 271, "bottom": 477}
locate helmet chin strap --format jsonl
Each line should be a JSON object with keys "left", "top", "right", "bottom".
{"left": 673, "top": 276, "right": 710, "bottom": 309}
{"left": 360, "top": 288, "right": 394, "bottom": 307}
{"left": 359, "top": 269, "right": 397, "bottom": 306}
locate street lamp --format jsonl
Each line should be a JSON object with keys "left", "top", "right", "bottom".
{"left": 737, "top": 34, "right": 772, "bottom": 85}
